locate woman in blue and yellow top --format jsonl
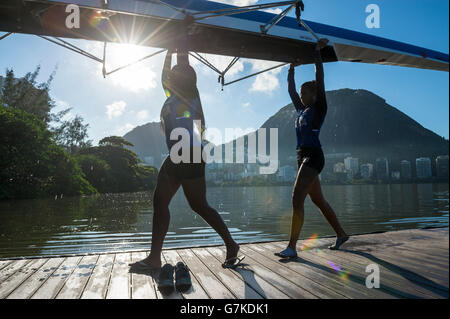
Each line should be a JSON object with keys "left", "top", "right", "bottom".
{"left": 276, "top": 38, "right": 349, "bottom": 259}
{"left": 131, "top": 47, "right": 241, "bottom": 271}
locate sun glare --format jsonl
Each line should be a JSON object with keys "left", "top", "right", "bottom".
{"left": 102, "top": 43, "right": 160, "bottom": 92}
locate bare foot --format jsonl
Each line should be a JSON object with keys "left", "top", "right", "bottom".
{"left": 129, "top": 254, "right": 161, "bottom": 269}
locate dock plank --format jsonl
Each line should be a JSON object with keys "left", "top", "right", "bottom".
{"left": 7, "top": 257, "right": 65, "bottom": 299}
{"left": 134, "top": 252, "right": 167, "bottom": 299}
{"left": 344, "top": 249, "right": 449, "bottom": 291}
{"left": 106, "top": 253, "right": 131, "bottom": 299}
{"left": 56, "top": 255, "right": 98, "bottom": 299}
{"left": 31, "top": 256, "right": 82, "bottom": 299}
{"left": 255, "top": 242, "right": 396, "bottom": 299}
{"left": 343, "top": 231, "right": 449, "bottom": 264}
{"left": 206, "top": 246, "right": 291, "bottom": 299}
{"left": 239, "top": 245, "right": 346, "bottom": 299}
{"left": 215, "top": 246, "right": 318, "bottom": 299}
{"left": 191, "top": 247, "right": 262, "bottom": 299}
{"left": 311, "top": 236, "right": 450, "bottom": 286}
{"left": 0, "top": 260, "right": 12, "bottom": 272}
{"left": 271, "top": 242, "right": 434, "bottom": 299}
{"left": 163, "top": 249, "right": 209, "bottom": 299}
{"left": 129, "top": 252, "right": 158, "bottom": 299}
{"left": 319, "top": 243, "right": 449, "bottom": 299}
{"left": 177, "top": 248, "right": 235, "bottom": 299}
{"left": 0, "top": 258, "right": 47, "bottom": 299}
{"left": 0, "top": 228, "right": 448, "bottom": 299}
{"left": 81, "top": 254, "right": 115, "bottom": 299}
{"left": 129, "top": 251, "right": 181, "bottom": 300}
{"left": 0, "top": 259, "right": 31, "bottom": 285}
{"left": 273, "top": 240, "right": 448, "bottom": 298}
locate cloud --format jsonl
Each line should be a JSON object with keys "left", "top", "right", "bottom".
{"left": 242, "top": 102, "right": 251, "bottom": 107}
{"left": 116, "top": 123, "right": 134, "bottom": 135}
{"left": 250, "top": 72, "right": 280, "bottom": 93}
{"left": 51, "top": 97, "right": 75, "bottom": 123}
{"left": 137, "top": 109, "right": 149, "bottom": 120}
{"left": 263, "top": 8, "right": 282, "bottom": 14}
{"left": 249, "top": 60, "right": 282, "bottom": 72}
{"left": 213, "top": 1, "right": 281, "bottom": 13}
{"left": 106, "top": 101, "right": 126, "bottom": 119}
{"left": 248, "top": 60, "right": 287, "bottom": 93}
{"left": 213, "top": 0, "right": 259, "bottom": 6}
{"left": 54, "top": 98, "right": 70, "bottom": 110}
{"left": 191, "top": 53, "right": 244, "bottom": 77}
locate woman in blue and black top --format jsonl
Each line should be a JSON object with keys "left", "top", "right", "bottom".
{"left": 131, "top": 47, "right": 241, "bottom": 272}
{"left": 276, "top": 38, "right": 349, "bottom": 258}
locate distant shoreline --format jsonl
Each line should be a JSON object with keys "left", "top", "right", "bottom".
{"left": 206, "top": 180, "right": 449, "bottom": 188}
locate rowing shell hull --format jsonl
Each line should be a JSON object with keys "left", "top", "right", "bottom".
{"left": 0, "top": 0, "right": 448, "bottom": 71}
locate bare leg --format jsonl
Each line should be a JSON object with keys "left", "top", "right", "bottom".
{"left": 308, "top": 176, "right": 347, "bottom": 237}
{"left": 308, "top": 176, "right": 349, "bottom": 249}
{"left": 181, "top": 176, "right": 239, "bottom": 263}
{"left": 288, "top": 164, "right": 318, "bottom": 250}
{"left": 141, "top": 157, "right": 181, "bottom": 268}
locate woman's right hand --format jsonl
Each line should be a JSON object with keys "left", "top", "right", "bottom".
{"left": 290, "top": 62, "right": 301, "bottom": 70}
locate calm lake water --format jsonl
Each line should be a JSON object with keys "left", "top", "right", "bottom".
{"left": 0, "top": 183, "right": 448, "bottom": 258}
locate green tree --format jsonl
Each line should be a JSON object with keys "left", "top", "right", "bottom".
{"left": 74, "top": 154, "right": 116, "bottom": 193}
{"left": 0, "top": 104, "right": 97, "bottom": 200}
{"left": 43, "top": 144, "right": 97, "bottom": 197}
{"left": 52, "top": 111, "right": 93, "bottom": 154}
{"left": 1, "top": 66, "right": 56, "bottom": 123}
{"left": 136, "top": 165, "right": 157, "bottom": 190}
{"left": 99, "top": 136, "right": 134, "bottom": 148}
{"left": 80, "top": 136, "right": 156, "bottom": 193}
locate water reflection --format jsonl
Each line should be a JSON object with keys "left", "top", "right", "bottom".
{"left": 0, "top": 183, "right": 448, "bottom": 258}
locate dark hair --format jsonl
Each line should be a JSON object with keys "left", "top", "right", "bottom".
{"left": 301, "top": 80, "right": 317, "bottom": 94}
{"left": 168, "top": 64, "right": 198, "bottom": 101}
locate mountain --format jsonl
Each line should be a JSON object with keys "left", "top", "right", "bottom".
{"left": 123, "top": 122, "right": 168, "bottom": 168}
{"left": 123, "top": 89, "right": 449, "bottom": 172}
{"left": 260, "top": 89, "right": 448, "bottom": 165}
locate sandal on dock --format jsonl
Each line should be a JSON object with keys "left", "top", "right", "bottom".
{"left": 222, "top": 256, "right": 246, "bottom": 269}
{"left": 274, "top": 247, "right": 298, "bottom": 259}
{"left": 328, "top": 236, "right": 349, "bottom": 250}
{"left": 175, "top": 262, "right": 192, "bottom": 292}
{"left": 158, "top": 263, "right": 175, "bottom": 295}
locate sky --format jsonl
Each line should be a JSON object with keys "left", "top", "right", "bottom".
{"left": 0, "top": 0, "right": 448, "bottom": 145}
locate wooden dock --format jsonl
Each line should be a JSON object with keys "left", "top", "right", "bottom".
{"left": 0, "top": 227, "right": 448, "bottom": 299}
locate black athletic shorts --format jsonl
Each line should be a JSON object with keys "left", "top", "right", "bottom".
{"left": 163, "top": 147, "right": 206, "bottom": 181}
{"left": 296, "top": 147, "right": 325, "bottom": 174}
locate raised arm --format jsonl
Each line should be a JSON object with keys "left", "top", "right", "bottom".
{"left": 288, "top": 64, "right": 304, "bottom": 112}
{"left": 162, "top": 49, "right": 173, "bottom": 94}
{"left": 176, "top": 20, "right": 190, "bottom": 67}
{"left": 186, "top": 89, "right": 206, "bottom": 144}
{"left": 314, "top": 38, "right": 328, "bottom": 114}
{"left": 193, "top": 88, "right": 206, "bottom": 133}
{"left": 177, "top": 46, "right": 189, "bottom": 67}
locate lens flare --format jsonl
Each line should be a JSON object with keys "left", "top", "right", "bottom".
{"left": 89, "top": 12, "right": 109, "bottom": 29}
{"left": 164, "top": 89, "right": 171, "bottom": 98}
{"left": 328, "top": 260, "right": 350, "bottom": 283}
{"left": 339, "top": 270, "right": 349, "bottom": 282}
{"left": 328, "top": 260, "right": 342, "bottom": 272}
{"left": 183, "top": 110, "right": 191, "bottom": 118}
{"left": 300, "top": 233, "right": 318, "bottom": 251}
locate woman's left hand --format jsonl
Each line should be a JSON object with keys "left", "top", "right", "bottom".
{"left": 315, "top": 38, "right": 329, "bottom": 50}
{"left": 290, "top": 62, "right": 302, "bottom": 70}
